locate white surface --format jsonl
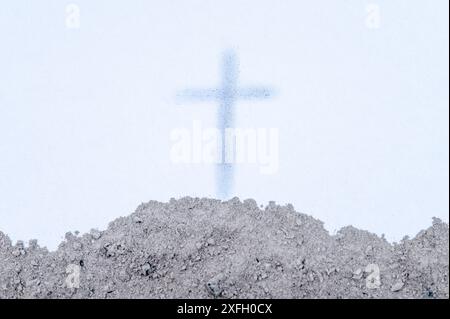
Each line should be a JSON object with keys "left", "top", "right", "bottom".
{"left": 0, "top": 0, "right": 448, "bottom": 250}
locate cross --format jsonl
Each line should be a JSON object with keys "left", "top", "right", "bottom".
{"left": 178, "top": 50, "right": 274, "bottom": 199}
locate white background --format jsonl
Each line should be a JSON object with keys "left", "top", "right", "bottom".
{"left": 0, "top": 0, "right": 448, "bottom": 250}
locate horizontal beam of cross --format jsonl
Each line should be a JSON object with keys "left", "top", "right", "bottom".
{"left": 178, "top": 87, "right": 273, "bottom": 101}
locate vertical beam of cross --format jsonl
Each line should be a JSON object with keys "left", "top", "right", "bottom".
{"left": 178, "top": 50, "right": 274, "bottom": 199}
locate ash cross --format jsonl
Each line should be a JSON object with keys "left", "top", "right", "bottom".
{"left": 178, "top": 50, "right": 274, "bottom": 199}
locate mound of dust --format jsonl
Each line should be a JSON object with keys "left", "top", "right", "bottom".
{"left": 0, "top": 197, "right": 448, "bottom": 299}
